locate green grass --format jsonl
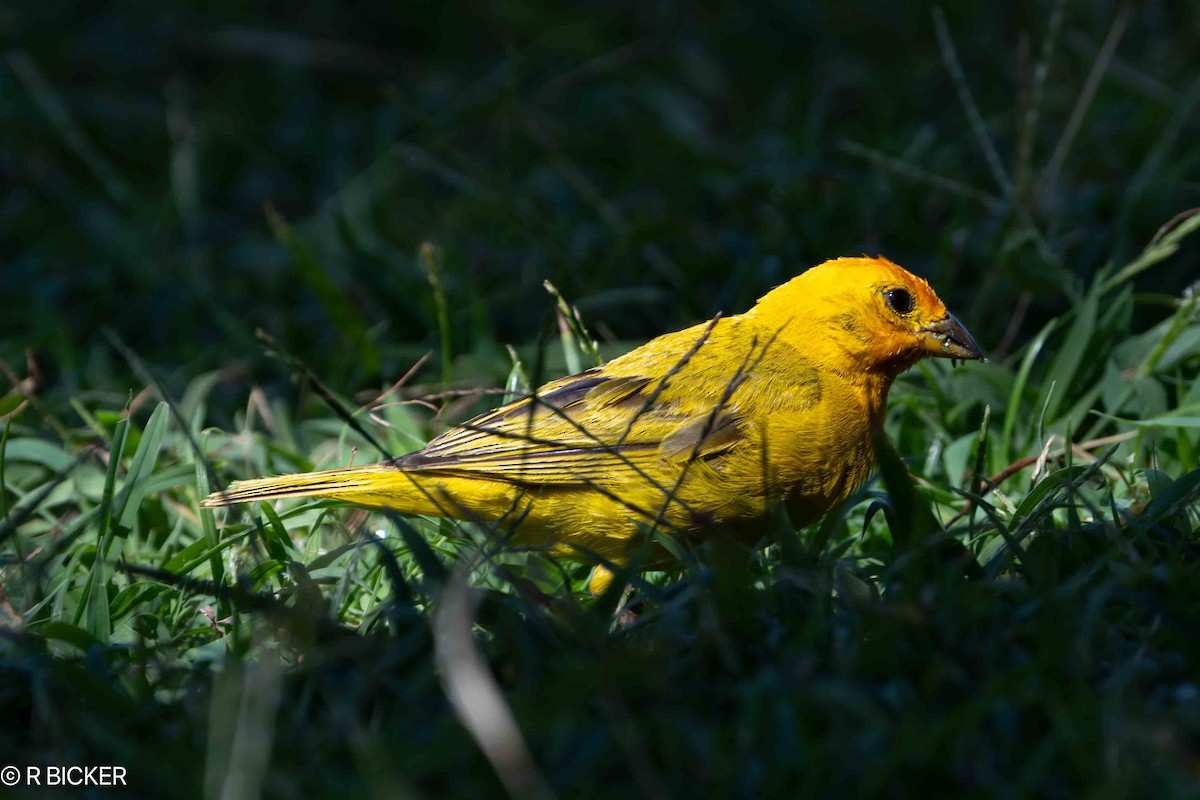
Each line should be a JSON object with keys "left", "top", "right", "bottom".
{"left": 4, "top": 2, "right": 1200, "bottom": 797}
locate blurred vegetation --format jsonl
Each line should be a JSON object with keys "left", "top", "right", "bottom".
{"left": 2, "top": 1, "right": 1199, "bottom": 797}
{"left": 5, "top": 1, "right": 1197, "bottom": 394}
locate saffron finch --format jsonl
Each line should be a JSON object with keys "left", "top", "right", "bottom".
{"left": 202, "top": 256, "right": 983, "bottom": 593}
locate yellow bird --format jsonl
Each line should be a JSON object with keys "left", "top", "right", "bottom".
{"left": 202, "top": 256, "right": 983, "bottom": 593}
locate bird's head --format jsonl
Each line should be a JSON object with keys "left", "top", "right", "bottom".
{"left": 750, "top": 256, "right": 985, "bottom": 377}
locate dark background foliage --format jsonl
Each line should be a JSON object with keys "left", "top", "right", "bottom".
{"left": 2, "top": 2, "right": 1199, "bottom": 798}
{"left": 5, "top": 1, "right": 1196, "bottom": 391}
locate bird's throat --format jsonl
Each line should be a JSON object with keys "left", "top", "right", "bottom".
{"left": 859, "top": 372, "right": 896, "bottom": 430}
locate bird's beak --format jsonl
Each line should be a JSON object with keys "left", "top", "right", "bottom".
{"left": 920, "top": 314, "right": 986, "bottom": 361}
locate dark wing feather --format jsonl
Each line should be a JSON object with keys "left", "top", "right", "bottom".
{"left": 392, "top": 368, "right": 746, "bottom": 485}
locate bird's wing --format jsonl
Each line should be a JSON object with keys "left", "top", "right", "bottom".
{"left": 392, "top": 362, "right": 749, "bottom": 486}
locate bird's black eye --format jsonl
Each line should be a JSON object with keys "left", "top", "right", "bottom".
{"left": 885, "top": 288, "right": 914, "bottom": 315}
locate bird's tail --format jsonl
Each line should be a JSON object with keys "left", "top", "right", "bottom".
{"left": 199, "top": 463, "right": 450, "bottom": 516}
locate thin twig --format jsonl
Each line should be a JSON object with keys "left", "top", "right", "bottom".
{"left": 993, "top": 291, "right": 1032, "bottom": 361}
{"left": 1015, "top": 0, "right": 1066, "bottom": 193}
{"left": 433, "top": 570, "right": 556, "bottom": 800}
{"left": 932, "top": 7, "right": 1013, "bottom": 198}
{"left": 1065, "top": 31, "right": 1180, "bottom": 105}
{"left": 946, "top": 431, "right": 1135, "bottom": 526}
{"left": 1040, "top": 7, "right": 1131, "bottom": 198}
{"left": 1146, "top": 208, "right": 1200, "bottom": 250}
{"left": 838, "top": 140, "right": 1003, "bottom": 210}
